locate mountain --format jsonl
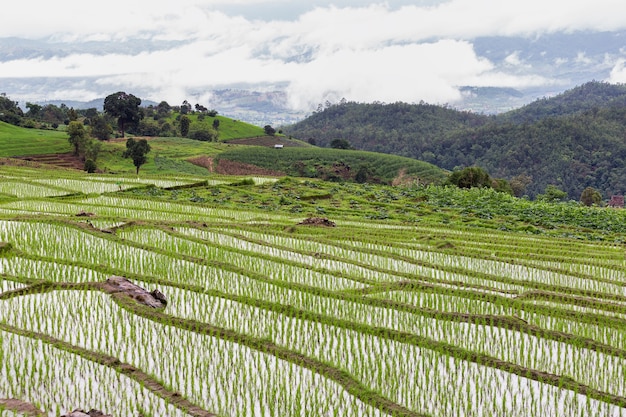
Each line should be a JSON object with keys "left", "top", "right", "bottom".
{"left": 282, "top": 101, "right": 489, "bottom": 157}
{"left": 283, "top": 81, "right": 626, "bottom": 200}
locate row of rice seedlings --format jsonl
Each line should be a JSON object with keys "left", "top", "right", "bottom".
{"left": 0, "top": 195, "right": 299, "bottom": 224}
{"left": 366, "top": 285, "right": 626, "bottom": 351}
{"left": 526, "top": 299, "right": 626, "bottom": 320}
{"left": 158, "top": 283, "right": 626, "bottom": 399}
{"left": 29, "top": 176, "right": 206, "bottom": 194}
{"left": 376, "top": 286, "right": 626, "bottom": 351}
{"left": 2, "top": 220, "right": 622, "bottom": 352}
{"left": 178, "top": 226, "right": 501, "bottom": 287}
{"left": 0, "top": 221, "right": 365, "bottom": 292}
{"left": 0, "top": 180, "right": 70, "bottom": 198}
{"left": 368, "top": 289, "right": 517, "bottom": 315}
{"left": 150, "top": 284, "right": 626, "bottom": 416}
{"left": 197, "top": 227, "right": 568, "bottom": 295}
{"left": 527, "top": 259, "right": 626, "bottom": 282}
{"left": 85, "top": 176, "right": 204, "bottom": 189}
{"left": 333, "top": 238, "right": 626, "bottom": 296}
{"left": 84, "top": 195, "right": 298, "bottom": 222}
{"left": 0, "top": 329, "right": 194, "bottom": 417}
{"left": 118, "top": 227, "right": 369, "bottom": 290}
{"left": 0, "top": 291, "right": 386, "bottom": 417}
{"left": 0, "top": 256, "right": 107, "bottom": 284}
{"left": 0, "top": 277, "right": 26, "bottom": 293}
{"left": 525, "top": 312, "right": 626, "bottom": 351}
{"left": 0, "top": 221, "right": 263, "bottom": 293}
{"left": 29, "top": 178, "right": 139, "bottom": 194}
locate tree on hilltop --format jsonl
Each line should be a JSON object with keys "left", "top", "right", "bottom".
{"left": 103, "top": 92, "right": 142, "bottom": 137}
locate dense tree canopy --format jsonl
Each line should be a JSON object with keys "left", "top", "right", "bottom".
{"left": 284, "top": 82, "right": 626, "bottom": 200}
{"left": 0, "top": 94, "right": 24, "bottom": 125}
{"left": 103, "top": 92, "right": 142, "bottom": 137}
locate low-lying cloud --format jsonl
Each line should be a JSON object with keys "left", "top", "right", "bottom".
{"left": 2, "top": 0, "right": 625, "bottom": 110}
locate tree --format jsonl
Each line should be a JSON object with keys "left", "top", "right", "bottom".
{"left": 509, "top": 174, "right": 532, "bottom": 197}
{"left": 446, "top": 166, "right": 492, "bottom": 188}
{"left": 103, "top": 91, "right": 143, "bottom": 137}
{"left": 123, "top": 138, "right": 151, "bottom": 174}
{"left": 0, "top": 94, "right": 24, "bottom": 125}
{"left": 67, "top": 121, "right": 88, "bottom": 156}
{"left": 188, "top": 123, "right": 218, "bottom": 141}
{"left": 212, "top": 119, "right": 220, "bottom": 130}
{"left": 264, "top": 125, "right": 276, "bottom": 136}
{"left": 25, "top": 102, "right": 42, "bottom": 119}
{"left": 536, "top": 185, "right": 568, "bottom": 202}
{"left": 180, "top": 100, "right": 192, "bottom": 115}
{"left": 90, "top": 115, "right": 113, "bottom": 140}
{"left": 330, "top": 138, "right": 353, "bottom": 149}
{"left": 180, "top": 115, "right": 191, "bottom": 137}
{"left": 156, "top": 101, "right": 171, "bottom": 118}
{"left": 355, "top": 165, "right": 373, "bottom": 183}
{"left": 580, "top": 186, "right": 602, "bottom": 206}
{"left": 67, "top": 108, "right": 79, "bottom": 122}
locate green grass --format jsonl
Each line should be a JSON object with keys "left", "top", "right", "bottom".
{"left": 0, "top": 121, "right": 71, "bottom": 157}
{"left": 93, "top": 136, "right": 230, "bottom": 176}
{"left": 165, "top": 113, "right": 267, "bottom": 140}
{"left": 217, "top": 146, "right": 447, "bottom": 184}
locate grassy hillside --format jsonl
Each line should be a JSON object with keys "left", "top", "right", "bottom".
{"left": 96, "top": 136, "right": 230, "bottom": 176}
{"left": 0, "top": 121, "right": 71, "bottom": 156}
{"left": 161, "top": 112, "right": 267, "bottom": 140}
{"left": 216, "top": 146, "right": 447, "bottom": 185}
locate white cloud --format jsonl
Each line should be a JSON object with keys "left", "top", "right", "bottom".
{"left": 5, "top": 0, "right": 626, "bottom": 41}
{"left": 2, "top": 0, "right": 625, "bottom": 110}
{"left": 575, "top": 52, "right": 593, "bottom": 64}
{"left": 609, "top": 59, "right": 626, "bottom": 83}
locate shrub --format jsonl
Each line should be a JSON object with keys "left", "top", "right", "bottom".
{"left": 84, "top": 159, "right": 97, "bottom": 173}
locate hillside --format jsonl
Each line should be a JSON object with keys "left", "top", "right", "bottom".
{"left": 497, "top": 82, "right": 626, "bottom": 124}
{"left": 283, "top": 81, "right": 626, "bottom": 199}
{"left": 0, "top": 113, "right": 445, "bottom": 184}
{"left": 282, "top": 101, "right": 489, "bottom": 157}
{"left": 0, "top": 121, "right": 71, "bottom": 157}
{"left": 216, "top": 146, "right": 446, "bottom": 185}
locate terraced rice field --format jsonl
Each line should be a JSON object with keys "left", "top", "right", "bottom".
{"left": 1, "top": 165, "right": 625, "bottom": 416}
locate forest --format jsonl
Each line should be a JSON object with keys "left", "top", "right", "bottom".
{"left": 283, "top": 81, "right": 626, "bottom": 199}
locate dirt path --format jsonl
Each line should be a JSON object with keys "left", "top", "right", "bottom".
{"left": 0, "top": 398, "right": 45, "bottom": 416}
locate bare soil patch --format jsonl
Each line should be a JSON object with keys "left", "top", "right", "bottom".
{"left": 16, "top": 153, "right": 84, "bottom": 170}
{"left": 298, "top": 217, "right": 337, "bottom": 227}
{"left": 0, "top": 398, "right": 45, "bottom": 416}
{"left": 187, "top": 156, "right": 214, "bottom": 172}
{"left": 215, "top": 159, "right": 285, "bottom": 176}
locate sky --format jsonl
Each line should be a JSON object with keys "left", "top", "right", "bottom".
{"left": 1, "top": 0, "right": 626, "bottom": 111}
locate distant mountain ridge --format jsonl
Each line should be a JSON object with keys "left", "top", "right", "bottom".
{"left": 284, "top": 81, "right": 626, "bottom": 200}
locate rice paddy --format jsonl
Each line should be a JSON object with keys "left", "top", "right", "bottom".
{"left": 0, "top": 165, "right": 625, "bottom": 416}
